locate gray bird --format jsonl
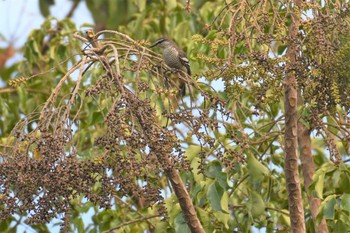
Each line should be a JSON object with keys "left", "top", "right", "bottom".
{"left": 150, "top": 37, "right": 191, "bottom": 97}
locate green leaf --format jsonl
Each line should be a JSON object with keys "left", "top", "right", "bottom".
{"left": 185, "top": 145, "right": 202, "bottom": 161}
{"left": 221, "top": 190, "right": 229, "bottom": 213}
{"left": 269, "top": 102, "right": 279, "bottom": 118}
{"left": 166, "top": 0, "right": 177, "bottom": 11}
{"left": 340, "top": 193, "right": 350, "bottom": 212}
{"left": 196, "top": 207, "right": 212, "bottom": 230}
{"left": 107, "top": 0, "right": 129, "bottom": 28}
{"left": 279, "top": 210, "right": 291, "bottom": 226}
{"left": 71, "top": 217, "right": 84, "bottom": 233}
{"left": 0, "top": 63, "right": 16, "bottom": 82}
{"left": 327, "top": 116, "right": 339, "bottom": 135}
{"left": 89, "top": 111, "right": 104, "bottom": 125}
{"left": 136, "top": 0, "right": 146, "bottom": 11}
{"left": 165, "top": 196, "right": 181, "bottom": 220}
{"left": 249, "top": 190, "right": 266, "bottom": 218}
{"left": 314, "top": 172, "right": 325, "bottom": 199}
{"left": 132, "top": 12, "right": 147, "bottom": 39}
{"left": 247, "top": 153, "right": 269, "bottom": 188}
{"left": 334, "top": 220, "right": 350, "bottom": 233}
{"left": 277, "top": 45, "right": 287, "bottom": 55}
{"left": 265, "top": 88, "right": 274, "bottom": 98}
{"left": 39, "top": 0, "right": 54, "bottom": 17}
{"left": 323, "top": 195, "right": 336, "bottom": 220}
{"left": 215, "top": 172, "right": 228, "bottom": 189}
{"left": 191, "top": 157, "right": 205, "bottom": 184}
{"left": 174, "top": 213, "right": 190, "bottom": 233}
{"left": 154, "top": 221, "right": 170, "bottom": 233}
{"left": 310, "top": 162, "right": 337, "bottom": 197}
{"left": 207, "top": 181, "right": 224, "bottom": 211}
{"left": 205, "top": 30, "right": 218, "bottom": 41}
{"left": 86, "top": 0, "right": 108, "bottom": 26}
{"left": 0, "top": 218, "right": 11, "bottom": 231}
{"left": 213, "top": 211, "right": 230, "bottom": 229}
{"left": 318, "top": 160, "right": 337, "bottom": 173}
{"left": 78, "top": 202, "right": 93, "bottom": 213}
{"left": 337, "top": 172, "right": 350, "bottom": 193}
{"left": 205, "top": 160, "right": 221, "bottom": 178}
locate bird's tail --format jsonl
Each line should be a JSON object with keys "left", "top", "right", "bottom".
{"left": 178, "top": 81, "right": 186, "bottom": 98}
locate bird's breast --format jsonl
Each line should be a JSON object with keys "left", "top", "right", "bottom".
{"left": 163, "top": 47, "right": 182, "bottom": 69}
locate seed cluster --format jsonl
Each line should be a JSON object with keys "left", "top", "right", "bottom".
{"left": 0, "top": 31, "right": 238, "bottom": 229}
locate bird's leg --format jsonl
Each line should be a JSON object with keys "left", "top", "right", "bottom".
{"left": 164, "top": 67, "right": 178, "bottom": 75}
{"left": 152, "top": 64, "right": 162, "bottom": 73}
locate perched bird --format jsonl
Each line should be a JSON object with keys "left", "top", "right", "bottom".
{"left": 150, "top": 37, "right": 191, "bottom": 97}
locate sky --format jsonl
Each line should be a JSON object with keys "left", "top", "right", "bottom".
{"left": 0, "top": 0, "right": 94, "bottom": 66}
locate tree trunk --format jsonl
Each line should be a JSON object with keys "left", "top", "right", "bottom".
{"left": 284, "top": 1, "right": 306, "bottom": 232}
{"left": 297, "top": 92, "right": 328, "bottom": 233}
{"left": 166, "top": 167, "right": 205, "bottom": 233}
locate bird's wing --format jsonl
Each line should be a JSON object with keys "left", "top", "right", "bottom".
{"left": 178, "top": 50, "right": 191, "bottom": 75}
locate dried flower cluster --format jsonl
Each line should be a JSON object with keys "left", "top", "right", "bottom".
{"left": 0, "top": 29, "right": 238, "bottom": 230}
{"left": 200, "top": 1, "right": 350, "bottom": 114}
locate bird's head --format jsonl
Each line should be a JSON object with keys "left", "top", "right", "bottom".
{"left": 150, "top": 37, "right": 173, "bottom": 49}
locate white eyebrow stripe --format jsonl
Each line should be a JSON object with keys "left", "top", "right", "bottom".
{"left": 180, "top": 57, "right": 189, "bottom": 63}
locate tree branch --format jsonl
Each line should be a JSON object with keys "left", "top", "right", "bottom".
{"left": 284, "top": 1, "right": 306, "bottom": 232}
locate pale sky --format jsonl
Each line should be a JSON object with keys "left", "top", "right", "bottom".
{"left": 0, "top": 0, "right": 94, "bottom": 66}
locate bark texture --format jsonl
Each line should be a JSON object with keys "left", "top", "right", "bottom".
{"left": 284, "top": 1, "right": 306, "bottom": 232}
{"left": 166, "top": 167, "right": 205, "bottom": 233}
{"left": 297, "top": 92, "right": 328, "bottom": 233}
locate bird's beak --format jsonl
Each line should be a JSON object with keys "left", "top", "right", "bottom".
{"left": 149, "top": 42, "right": 157, "bottom": 48}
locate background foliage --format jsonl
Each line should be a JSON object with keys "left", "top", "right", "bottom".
{"left": 1, "top": 0, "right": 350, "bottom": 232}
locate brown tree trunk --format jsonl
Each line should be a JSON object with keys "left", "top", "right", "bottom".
{"left": 297, "top": 92, "right": 329, "bottom": 233}
{"left": 166, "top": 167, "right": 205, "bottom": 233}
{"left": 284, "top": 1, "right": 306, "bottom": 232}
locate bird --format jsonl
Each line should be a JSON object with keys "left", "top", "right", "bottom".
{"left": 150, "top": 37, "right": 191, "bottom": 97}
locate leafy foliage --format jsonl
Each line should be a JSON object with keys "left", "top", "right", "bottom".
{"left": 1, "top": 0, "right": 350, "bottom": 232}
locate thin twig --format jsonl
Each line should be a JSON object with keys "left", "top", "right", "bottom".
{"left": 103, "top": 214, "right": 160, "bottom": 232}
